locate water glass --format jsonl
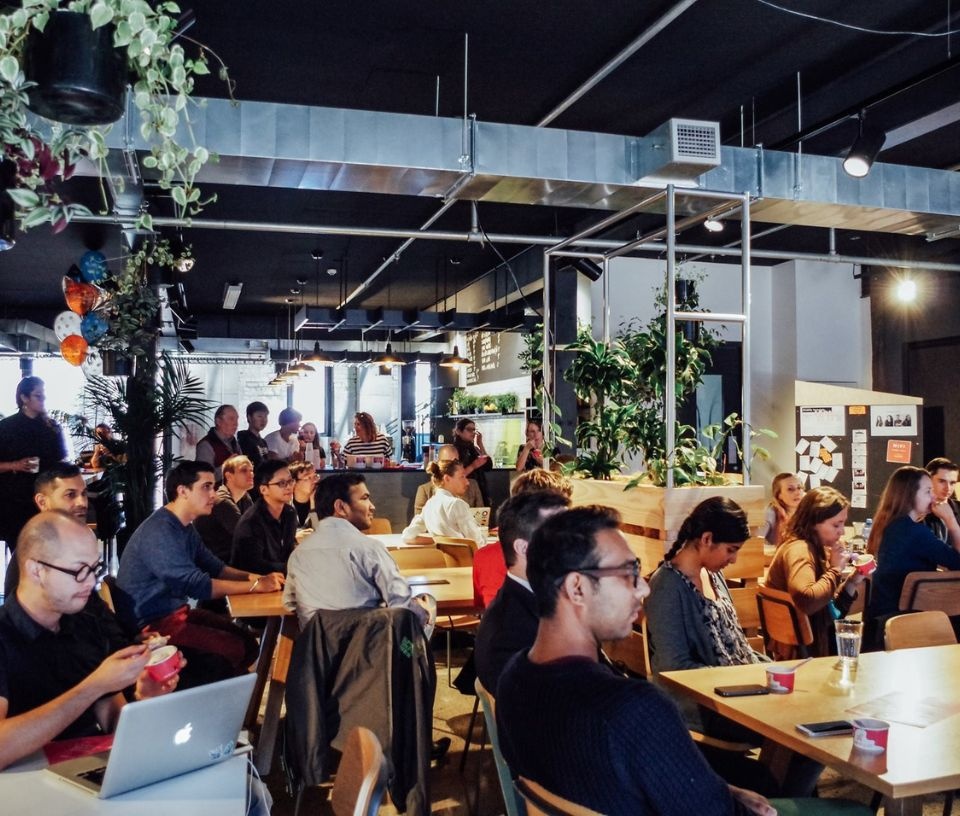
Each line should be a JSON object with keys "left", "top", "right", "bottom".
{"left": 835, "top": 619, "right": 863, "bottom": 670}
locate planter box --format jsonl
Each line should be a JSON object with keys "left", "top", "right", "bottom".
{"left": 570, "top": 479, "right": 766, "bottom": 568}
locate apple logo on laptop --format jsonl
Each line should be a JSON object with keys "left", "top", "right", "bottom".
{"left": 174, "top": 723, "right": 193, "bottom": 745}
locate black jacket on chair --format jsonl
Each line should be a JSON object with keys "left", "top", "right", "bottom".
{"left": 474, "top": 577, "right": 539, "bottom": 694}
{"left": 283, "top": 607, "right": 433, "bottom": 815}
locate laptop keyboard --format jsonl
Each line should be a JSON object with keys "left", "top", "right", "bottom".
{"left": 78, "top": 766, "right": 107, "bottom": 786}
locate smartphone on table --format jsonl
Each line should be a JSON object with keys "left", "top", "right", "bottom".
{"left": 714, "top": 684, "right": 770, "bottom": 697}
{"left": 795, "top": 720, "right": 854, "bottom": 737}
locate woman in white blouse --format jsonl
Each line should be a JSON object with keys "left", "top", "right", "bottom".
{"left": 401, "top": 459, "right": 485, "bottom": 546}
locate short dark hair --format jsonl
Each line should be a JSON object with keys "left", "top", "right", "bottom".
{"left": 164, "top": 460, "right": 215, "bottom": 502}
{"left": 527, "top": 505, "right": 622, "bottom": 618}
{"left": 256, "top": 459, "right": 289, "bottom": 489}
{"left": 278, "top": 407, "right": 302, "bottom": 426}
{"left": 35, "top": 462, "right": 82, "bottom": 493}
{"left": 315, "top": 473, "right": 367, "bottom": 519}
{"left": 497, "top": 490, "right": 571, "bottom": 567}
{"left": 246, "top": 401, "right": 268, "bottom": 418}
{"left": 926, "top": 457, "right": 959, "bottom": 476}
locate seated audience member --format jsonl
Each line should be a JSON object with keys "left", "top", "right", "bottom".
{"left": 496, "top": 506, "right": 779, "bottom": 816}
{"left": 284, "top": 474, "right": 426, "bottom": 628}
{"left": 194, "top": 454, "right": 255, "bottom": 563}
{"left": 402, "top": 459, "right": 485, "bottom": 546}
{"left": 510, "top": 466, "right": 573, "bottom": 498}
{"left": 237, "top": 401, "right": 270, "bottom": 467}
{"left": 867, "top": 466, "right": 960, "bottom": 639}
{"left": 922, "top": 457, "right": 960, "bottom": 543}
{"left": 415, "top": 444, "right": 483, "bottom": 513}
{"left": 232, "top": 460, "right": 297, "bottom": 575}
{"left": 765, "top": 487, "right": 865, "bottom": 658}
{"left": 757, "top": 472, "right": 803, "bottom": 548}
{"left": 116, "top": 461, "right": 283, "bottom": 676}
{"left": 90, "top": 423, "right": 121, "bottom": 470}
{"left": 298, "top": 422, "right": 326, "bottom": 468}
{"left": 474, "top": 490, "right": 570, "bottom": 690}
{"left": 515, "top": 418, "right": 546, "bottom": 472}
{"left": 195, "top": 404, "right": 241, "bottom": 483}
{"left": 264, "top": 407, "right": 303, "bottom": 463}
{"left": 289, "top": 460, "right": 319, "bottom": 527}
{"left": 0, "top": 512, "right": 182, "bottom": 769}
{"left": 343, "top": 411, "right": 393, "bottom": 459}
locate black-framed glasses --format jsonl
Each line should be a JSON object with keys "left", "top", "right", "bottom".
{"left": 267, "top": 478, "right": 295, "bottom": 489}
{"left": 574, "top": 558, "right": 642, "bottom": 588}
{"left": 35, "top": 559, "right": 106, "bottom": 583}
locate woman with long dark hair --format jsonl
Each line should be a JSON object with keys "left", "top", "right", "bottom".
{"left": 765, "top": 486, "right": 864, "bottom": 657}
{"left": 866, "top": 466, "right": 960, "bottom": 631}
{"left": 453, "top": 417, "right": 492, "bottom": 505}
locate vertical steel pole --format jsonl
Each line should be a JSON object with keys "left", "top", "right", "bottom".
{"left": 741, "top": 194, "right": 752, "bottom": 484}
{"left": 602, "top": 255, "right": 611, "bottom": 345}
{"left": 542, "top": 250, "right": 552, "bottom": 469}
{"left": 665, "top": 185, "right": 677, "bottom": 488}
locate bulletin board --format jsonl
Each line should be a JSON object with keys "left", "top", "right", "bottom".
{"left": 793, "top": 403, "right": 923, "bottom": 523}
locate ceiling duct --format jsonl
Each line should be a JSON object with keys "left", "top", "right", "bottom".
{"left": 0, "top": 320, "right": 61, "bottom": 354}
{"left": 636, "top": 118, "right": 721, "bottom": 185}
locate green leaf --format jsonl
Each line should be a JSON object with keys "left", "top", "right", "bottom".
{"left": 171, "top": 186, "right": 187, "bottom": 207}
{"left": 21, "top": 206, "right": 52, "bottom": 228}
{"left": 89, "top": 2, "right": 113, "bottom": 29}
{"left": 0, "top": 56, "right": 18, "bottom": 85}
{"left": 6, "top": 187, "right": 40, "bottom": 208}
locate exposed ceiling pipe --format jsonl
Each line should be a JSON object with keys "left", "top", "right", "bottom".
{"left": 72, "top": 214, "right": 960, "bottom": 273}
{"left": 343, "top": 0, "right": 699, "bottom": 308}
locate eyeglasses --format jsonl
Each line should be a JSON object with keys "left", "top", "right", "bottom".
{"left": 35, "top": 559, "right": 106, "bottom": 583}
{"left": 573, "top": 558, "right": 642, "bottom": 588}
{"left": 266, "top": 478, "right": 295, "bottom": 489}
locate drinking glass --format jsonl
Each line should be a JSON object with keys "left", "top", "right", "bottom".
{"left": 835, "top": 619, "right": 863, "bottom": 671}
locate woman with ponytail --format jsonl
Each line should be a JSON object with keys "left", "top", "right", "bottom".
{"left": 401, "top": 459, "right": 486, "bottom": 546}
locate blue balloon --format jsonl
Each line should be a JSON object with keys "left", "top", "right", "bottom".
{"left": 80, "top": 311, "right": 109, "bottom": 343}
{"left": 79, "top": 250, "right": 109, "bottom": 284}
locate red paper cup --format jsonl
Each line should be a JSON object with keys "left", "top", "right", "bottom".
{"left": 852, "top": 718, "right": 889, "bottom": 753}
{"left": 146, "top": 645, "right": 181, "bottom": 682}
{"left": 766, "top": 666, "right": 796, "bottom": 694}
{"left": 853, "top": 554, "right": 876, "bottom": 575}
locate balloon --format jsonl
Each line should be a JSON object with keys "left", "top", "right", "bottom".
{"left": 81, "top": 347, "right": 103, "bottom": 377}
{"left": 53, "top": 310, "right": 81, "bottom": 340}
{"left": 79, "top": 250, "right": 109, "bottom": 284}
{"left": 60, "top": 334, "right": 88, "bottom": 366}
{"left": 62, "top": 277, "right": 105, "bottom": 315}
{"left": 66, "top": 263, "right": 82, "bottom": 282}
{"left": 80, "top": 311, "right": 109, "bottom": 343}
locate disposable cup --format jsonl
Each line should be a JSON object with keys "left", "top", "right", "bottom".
{"left": 852, "top": 718, "right": 889, "bottom": 753}
{"left": 26, "top": 457, "right": 40, "bottom": 473}
{"left": 853, "top": 554, "right": 876, "bottom": 575}
{"left": 146, "top": 645, "right": 181, "bottom": 682}
{"left": 766, "top": 666, "right": 796, "bottom": 693}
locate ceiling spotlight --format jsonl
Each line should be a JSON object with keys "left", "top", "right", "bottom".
{"left": 704, "top": 218, "right": 723, "bottom": 233}
{"left": 843, "top": 113, "right": 886, "bottom": 179}
{"left": 895, "top": 278, "right": 917, "bottom": 303}
{"left": 222, "top": 282, "right": 243, "bottom": 310}
{"left": 311, "top": 248, "right": 324, "bottom": 261}
{"left": 439, "top": 344, "right": 471, "bottom": 368}
{"left": 326, "top": 267, "right": 338, "bottom": 277}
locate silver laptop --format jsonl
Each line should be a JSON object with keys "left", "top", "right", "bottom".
{"left": 47, "top": 672, "right": 256, "bottom": 798}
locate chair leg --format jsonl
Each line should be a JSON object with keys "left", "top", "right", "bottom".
{"left": 459, "top": 695, "right": 481, "bottom": 773}
{"left": 446, "top": 626, "right": 453, "bottom": 688}
{"left": 944, "top": 789, "right": 954, "bottom": 816}
{"left": 869, "top": 791, "right": 882, "bottom": 813}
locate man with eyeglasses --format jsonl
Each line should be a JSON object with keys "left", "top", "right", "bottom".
{"left": 194, "top": 455, "right": 255, "bottom": 564}
{"left": 231, "top": 460, "right": 297, "bottom": 575}
{"left": 117, "top": 461, "right": 283, "bottom": 680}
{"left": 496, "top": 505, "right": 779, "bottom": 816}
{"left": 0, "top": 512, "right": 182, "bottom": 770}
{"left": 413, "top": 444, "right": 482, "bottom": 514}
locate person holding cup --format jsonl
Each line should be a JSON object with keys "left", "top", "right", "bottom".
{"left": 0, "top": 377, "right": 68, "bottom": 562}
{"left": 765, "top": 486, "right": 866, "bottom": 659}
{"left": 453, "top": 418, "right": 492, "bottom": 505}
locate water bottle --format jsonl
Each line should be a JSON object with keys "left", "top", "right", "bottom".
{"left": 862, "top": 518, "right": 873, "bottom": 549}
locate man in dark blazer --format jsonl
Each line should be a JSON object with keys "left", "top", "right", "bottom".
{"left": 474, "top": 489, "right": 569, "bottom": 693}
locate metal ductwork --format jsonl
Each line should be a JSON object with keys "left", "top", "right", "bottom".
{"left": 89, "top": 98, "right": 960, "bottom": 236}
{"left": 636, "top": 118, "right": 721, "bottom": 184}
{"left": 0, "top": 320, "right": 61, "bottom": 354}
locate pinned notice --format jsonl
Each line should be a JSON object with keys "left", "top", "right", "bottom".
{"left": 886, "top": 440, "right": 913, "bottom": 464}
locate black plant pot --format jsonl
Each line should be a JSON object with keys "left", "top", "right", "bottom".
{"left": 100, "top": 350, "right": 136, "bottom": 378}
{"left": 23, "top": 11, "right": 125, "bottom": 126}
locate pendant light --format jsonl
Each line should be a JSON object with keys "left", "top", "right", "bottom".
{"left": 439, "top": 344, "right": 471, "bottom": 368}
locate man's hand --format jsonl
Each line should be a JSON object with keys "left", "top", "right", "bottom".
{"left": 135, "top": 652, "right": 186, "bottom": 700}
{"left": 250, "top": 572, "right": 284, "bottom": 592}
{"left": 729, "top": 785, "right": 776, "bottom": 816}
{"left": 85, "top": 645, "right": 151, "bottom": 696}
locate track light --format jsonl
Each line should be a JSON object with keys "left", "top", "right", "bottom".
{"left": 843, "top": 114, "right": 885, "bottom": 179}
{"left": 439, "top": 344, "right": 471, "bottom": 368}
{"left": 222, "top": 282, "right": 243, "bottom": 310}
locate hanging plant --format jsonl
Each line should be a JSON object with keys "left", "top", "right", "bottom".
{"left": 0, "top": 0, "right": 235, "bottom": 233}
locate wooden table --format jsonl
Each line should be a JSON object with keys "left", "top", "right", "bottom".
{"left": 659, "top": 645, "right": 960, "bottom": 815}
{"left": 226, "top": 565, "right": 476, "bottom": 773}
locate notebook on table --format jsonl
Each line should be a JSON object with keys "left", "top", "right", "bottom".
{"left": 46, "top": 672, "right": 256, "bottom": 799}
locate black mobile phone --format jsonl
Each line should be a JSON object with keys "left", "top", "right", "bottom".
{"left": 795, "top": 720, "right": 854, "bottom": 737}
{"left": 714, "top": 684, "right": 770, "bottom": 697}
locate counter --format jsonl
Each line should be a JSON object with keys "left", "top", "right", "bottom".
{"left": 317, "top": 467, "right": 513, "bottom": 531}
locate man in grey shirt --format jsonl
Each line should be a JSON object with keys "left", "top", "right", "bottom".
{"left": 284, "top": 473, "right": 426, "bottom": 627}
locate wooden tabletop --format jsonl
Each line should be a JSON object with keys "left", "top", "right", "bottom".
{"left": 659, "top": 645, "right": 960, "bottom": 802}
{"left": 226, "top": 566, "right": 475, "bottom": 618}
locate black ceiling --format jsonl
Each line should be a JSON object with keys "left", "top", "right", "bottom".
{"left": 2, "top": 0, "right": 960, "bottom": 342}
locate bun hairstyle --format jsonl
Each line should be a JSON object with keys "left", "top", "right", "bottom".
{"left": 428, "top": 458, "right": 462, "bottom": 484}
{"left": 666, "top": 496, "right": 750, "bottom": 561}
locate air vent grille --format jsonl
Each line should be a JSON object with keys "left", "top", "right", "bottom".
{"left": 675, "top": 122, "right": 718, "bottom": 160}
{"left": 635, "top": 118, "right": 722, "bottom": 183}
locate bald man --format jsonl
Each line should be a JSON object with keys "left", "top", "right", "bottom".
{"left": 414, "top": 444, "right": 483, "bottom": 513}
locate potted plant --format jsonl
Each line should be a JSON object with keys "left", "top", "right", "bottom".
{"left": 0, "top": 0, "right": 233, "bottom": 233}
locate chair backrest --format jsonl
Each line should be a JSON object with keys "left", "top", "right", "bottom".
{"left": 721, "top": 537, "right": 765, "bottom": 582}
{"left": 515, "top": 777, "right": 603, "bottom": 816}
{"left": 475, "top": 678, "right": 525, "bottom": 816}
{"left": 899, "top": 571, "right": 960, "bottom": 615}
{"left": 390, "top": 547, "right": 454, "bottom": 570}
{"left": 98, "top": 575, "right": 117, "bottom": 613}
{"left": 366, "top": 517, "right": 393, "bottom": 535}
{"left": 884, "top": 610, "right": 958, "bottom": 651}
{"left": 434, "top": 536, "right": 477, "bottom": 567}
{"left": 756, "top": 585, "right": 813, "bottom": 655}
{"left": 330, "top": 726, "right": 390, "bottom": 816}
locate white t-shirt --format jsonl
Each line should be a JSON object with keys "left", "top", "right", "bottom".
{"left": 264, "top": 429, "right": 300, "bottom": 461}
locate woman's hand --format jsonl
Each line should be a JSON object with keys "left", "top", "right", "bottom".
{"left": 728, "top": 786, "right": 776, "bottom": 816}
{"left": 828, "top": 541, "right": 851, "bottom": 571}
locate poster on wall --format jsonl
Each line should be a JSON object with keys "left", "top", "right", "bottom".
{"left": 870, "top": 405, "right": 917, "bottom": 436}
{"left": 799, "top": 406, "right": 845, "bottom": 437}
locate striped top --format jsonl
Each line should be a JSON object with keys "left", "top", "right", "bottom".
{"left": 343, "top": 433, "right": 393, "bottom": 458}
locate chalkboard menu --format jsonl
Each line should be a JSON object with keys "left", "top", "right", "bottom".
{"left": 466, "top": 331, "right": 526, "bottom": 385}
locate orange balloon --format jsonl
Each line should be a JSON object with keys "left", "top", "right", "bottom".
{"left": 61, "top": 334, "right": 88, "bottom": 366}
{"left": 62, "top": 277, "right": 101, "bottom": 315}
